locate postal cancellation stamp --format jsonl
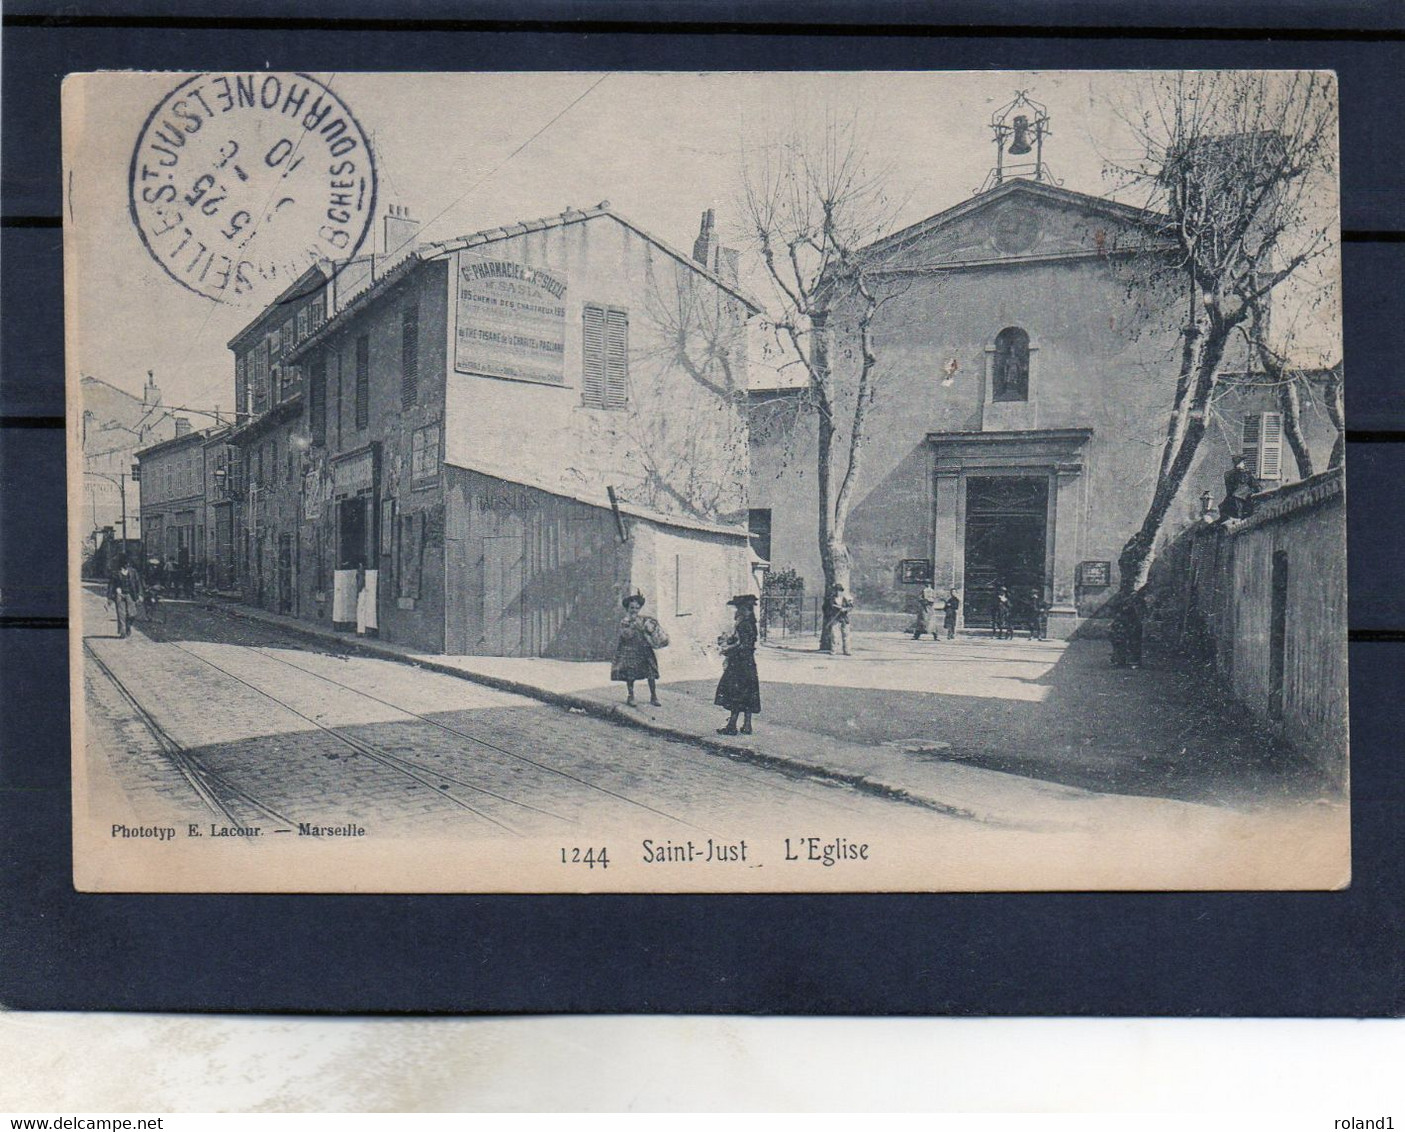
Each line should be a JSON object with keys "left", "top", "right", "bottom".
{"left": 128, "top": 72, "right": 377, "bottom": 307}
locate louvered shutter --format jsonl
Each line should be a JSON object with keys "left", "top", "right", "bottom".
{"left": 1241, "top": 412, "right": 1284, "bottom": 482}
{"left": 582, "top": 305, "right": 606, "bottom": 407}
{"left": 401, "top": 306, "right": 419, "bottom": 409}
{"left": 1257, "top": 411, "right": 1284, "bottom": 482}
{"left": 310, "top": 356, "right": 326, "bottom": 446}
{"left": 1240, "top": 414, "right": 1262, "bottom": 478}
{"left": 604, "top": 308, "right": 629, "bottom": 409}
{"left": 355, "top": 336, "right": 369, "bottom": 430}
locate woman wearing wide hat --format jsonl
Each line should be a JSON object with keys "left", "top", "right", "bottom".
{"left": 715, "top": 593, "right": 761, "bottom": 735}
{"left": 610, "top": 592, "right": 662, "bottom": 706}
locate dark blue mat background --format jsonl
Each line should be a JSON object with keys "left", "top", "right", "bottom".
{"left": 3, "top": 2, "right": 1402, "bottom": 1015}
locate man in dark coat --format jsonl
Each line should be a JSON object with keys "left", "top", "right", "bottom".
{"left": 942, "top": 589, "right": 961, "bottom": 639}
{"left": 106, "top": 558, "right": 144, "bottom": 638}
{"left": 1110, "top": 593, "right": 1144, "bottom": 669}
{"left": 1029, "top": 589, "right": 1051, "bottom": 640}
{"left": 1220, "top": 455, "right": 1260, "bottom": 521}
{"left": 992, "top": 585, "right": 1014, "bottom": 640}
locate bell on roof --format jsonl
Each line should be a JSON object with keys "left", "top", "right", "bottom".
{"left": 979, "top": 91, "right": 1058, "bottom": 194}
{"left": 1008, "top": 114, "right": 1033, "bottom": 156}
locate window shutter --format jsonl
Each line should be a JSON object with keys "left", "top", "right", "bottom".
{"left": 1258, "top": 411, "right": 1284, "bottom": 482}
{"left": 582, "top": 305, "right": 606, "bottom": 407}
{"left": 604, "top": 308, "right": 629, "bottom": 409}
{"left": 401, "top": 306, "right": 419, "bottom": 410}
{"left": 355, "top": 335, "right": 369, "bottom": 430}
{"left": 310, "top": 356, "right": 326, "bottom": 446}
{"left": 1240, "top": 414, "right": 1262, "bottom": 478}
{"left": 1241, "top": 412, "right": 1284, "bottom": 482}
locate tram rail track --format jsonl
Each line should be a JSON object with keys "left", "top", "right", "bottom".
{"left": 84, "top": 640, "right": 297, "bottom": 832}
{"left": 160, "top": 639, "right": 557, "bottom": 835}
{"left": 98, "top": 598, "right": 866, "bottom": 835}
{"left": 241, "top": 643, "right": 706, "bottom": 828}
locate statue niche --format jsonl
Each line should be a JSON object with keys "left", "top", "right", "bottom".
{"left": 992, "top": 327, "right": 1030, "bottom": 403}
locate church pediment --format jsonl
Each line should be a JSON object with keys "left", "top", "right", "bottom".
{"left": 866, "top": 181, "right": 1165, "bottom": 270}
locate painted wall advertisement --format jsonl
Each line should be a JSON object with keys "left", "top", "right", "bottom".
{"left": 454, "top": 254, "right": 567, "bottom": 384}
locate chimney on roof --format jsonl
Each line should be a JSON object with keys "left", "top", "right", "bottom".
{"left": 175, "top": 417, "right": 192, "bottom": 437}
{"left": 143, "top": 369, "right": 161, "bottom": 407}
{"left": 693, "top": 209, "right": 720, "bottom": 269}
{"left": 692, "top": 208, "right": 740, "bottom": 283}
{"left": 382, "top": 203, "right": 420, "bottom": 269}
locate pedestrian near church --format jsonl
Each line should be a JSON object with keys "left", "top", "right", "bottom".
{"left": 715, "top": 593, "right": 761, "bottom": 734}
{"left": 610, "top": 592, "right": 664, "bottom": 706}
{"left": 992, "top": 585, "right": 1014, "bottom": 640}
{"left": 823, "top": 583, "right": 855, "bottom": 655}
{"left": 1029, "top": 589, "right": 1051, "bottom": 640}
{"left": 912, "top": 584, "right": 940, "bottom": 640}
{"left": 942, "top": 589, "right": 961, "bottom": 639}
{"left": 1109, "top": 593, "right": 1144, "bottom": 669}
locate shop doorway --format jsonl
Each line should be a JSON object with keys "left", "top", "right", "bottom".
{"left": 963, "top": 475, "right": 1048, "bottom": 628}
{"left": 338, "top": 496, "right": 370, "bottom": 569}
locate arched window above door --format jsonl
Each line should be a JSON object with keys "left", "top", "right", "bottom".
{"left": 992, "top": 327, "right": 1030, "bottom": 402}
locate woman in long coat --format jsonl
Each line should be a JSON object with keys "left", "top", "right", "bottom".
{"left": 611, "top": 593, "right": 661, "bottom": 706}
{"left": 715, "top": 593, "right": 761, "bottom": 735}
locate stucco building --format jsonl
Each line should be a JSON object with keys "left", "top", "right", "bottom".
{"left": 80, "top": 371, "right": 180, "bottom": 552}
{"left": 228, "top": 203, "right": 760, "bottom": 657}
{"left": 136, "top": 420, "right": 210, "bottom": 573}
{"left": 749, "top": 174, "right": 1337, "bottom": 639}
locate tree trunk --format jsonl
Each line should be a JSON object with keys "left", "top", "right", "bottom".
{"left": 1278, "top": 377, "right": 1315, "bottom": 479}
{"left": 1118, "top": 318, "right": 1233, "bottom": 597}
{"left": 1321, "top": 370, "right": 1346, "bottom": 470}
{"left": 810, "top": 313, "right": 847, "bottom": 652}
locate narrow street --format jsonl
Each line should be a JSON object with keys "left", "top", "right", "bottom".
{"left": 80, "top": 586, "right": 948, "bottom": 841}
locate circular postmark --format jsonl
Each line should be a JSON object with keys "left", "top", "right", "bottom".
{"left": 129, "top": 72, "right": 377, "bottom": 307}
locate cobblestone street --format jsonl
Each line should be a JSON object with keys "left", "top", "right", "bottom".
{"left": 80, "top": 587, "right": 948, "bottom": 842}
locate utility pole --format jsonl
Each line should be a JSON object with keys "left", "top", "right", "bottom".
{"left": 84, "top": 468, "right": 134, "bottom": 558}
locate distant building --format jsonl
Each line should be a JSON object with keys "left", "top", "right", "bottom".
{"left": 227, "top": 203, "right": 761, "bottom": 657}
{"left": 79, "top": 371, "right": 180, "bottom": 549}
{"left": 203, "top": 430, "right": 242, "bottom": 591}
{"left": 135, "top": 419, "right": 214, "bottom": 573}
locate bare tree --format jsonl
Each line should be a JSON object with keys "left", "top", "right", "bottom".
{"left": 569, "top": 267, "right": 751, "bottom": 524}
{"left": 737, "top": 111, "right": 904, "bottom": 649}
{"left": 1241, "top": 288, "right": 1345, "bottom": 479}
{"left": 1110, "top": 71, "right": 1338, "bottom": 596}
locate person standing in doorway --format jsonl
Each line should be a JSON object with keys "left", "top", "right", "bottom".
{"left": 1030, "top": 588, "right": 1051, "bottom": 640}
{"left": 942, "top": 588, "right": 961, "bottom": 639}
{"left": 716, "top": 594, "right": 761, "bottom": 734}
{"left": 913, "top": 584, "right": 940, "bottom": 641}
{"left": 993, "top": 585, "right": 1014, "bottom": 640}
{"left": 611, "top": 593, "right": 661, "bottom": 707}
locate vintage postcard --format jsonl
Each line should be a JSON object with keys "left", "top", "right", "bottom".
{"left": 67, "top": 70, "right": 1349, "bottom": 892}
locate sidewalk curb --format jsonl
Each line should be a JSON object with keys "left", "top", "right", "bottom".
{"left": 210, "top": 600, "right": 987, "bottom": 822}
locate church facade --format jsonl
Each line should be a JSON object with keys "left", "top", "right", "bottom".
{"left": 749, "top": 176, "right": 1332, "bottom": 639}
